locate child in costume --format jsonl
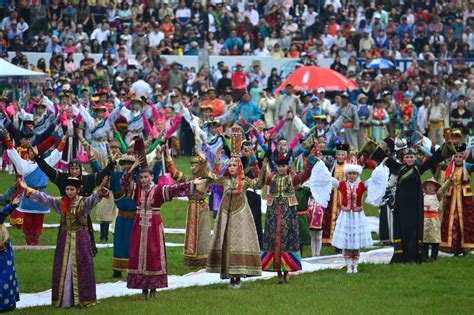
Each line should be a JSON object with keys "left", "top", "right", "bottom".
{"left": 20, "top": 177, "right": 109, "bottom": 308}
{"left": 307, "top": 196, "right": 324, "bottom": 256}
{"left": 310, "top": 157, "right": 388, "bottom": 273}
{"left": 422, "top": 177, "right": 451, "bottom": 261}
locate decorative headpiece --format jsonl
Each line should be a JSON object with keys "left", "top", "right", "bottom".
{"left": 69, "top": 159, "right": 82, "bottom": 168}
{"left": 335, "top": 143, "right": 350, "bottom": 153}
{"left": 118, "top": 154, "right": 136, "bottom": 165}
{"left": 343, "top": 156, "right": 363, "bottom": 175}
{"left": 20, "top": 125, "right": 34, "bottom": 138}
{"left": 275, "top": 152, "right": 291, "bottom": 165}
{"left": 65, "top": 176, "right": 82, "bottom": 187}
{"left": 231, "top": 125, "right": 243, "bottom": 158}
{"left": 422, "top": 177, "right": 441, "bottom": 191}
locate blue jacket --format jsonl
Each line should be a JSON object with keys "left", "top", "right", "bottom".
{"left": 234, "top": 101, "right": 262, "bottom": 123}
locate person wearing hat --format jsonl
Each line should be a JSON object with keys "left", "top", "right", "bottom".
{"left": 337, "top": 91, "right": 360, "bottom": 149}
{"left": 422, "top": 177, "right": 452, "bottom": 262}
{"left": 449, "top": 95, "right": 472, "bottom": 142}
{"left": 231, "top": 61, "right": 247, "bottom": 101}
{"left": 5, "top": 132, "right": 66, "bottom": 245}
{"left": 304, "top": 95, "right": 323, "bottom": 128}
{"left": 370, "top": 96, "right": 390, "bottom": 144}
{"left": 261, "top": 148, "right": 315, "bottom": 283}
{"left": 120, "top": 155, "right": 205, "bottom": 299}
{"left": 310, "top": 156, "right": 388, "bottom": 273}
{"left": 370, "top": 129, "right": 457, "bottom": 263}
{"left": 397, "top": 91, "right": 418, "bottom": 132}
{"left": 320, "top": 143, "right": 349, "bottom": 247}
{"left": 440, "top": 145, "right": 474, "bottom": 256}
{"left": 164, "top": 146, "right": 215, "bottom": 268}
{"left": 78, "top": 97, "right": 124, "bottom": 155}
{"left": 20, "top": 176, "right": 109, "bottom": 307}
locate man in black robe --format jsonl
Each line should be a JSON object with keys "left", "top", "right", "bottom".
{"left": 370, "top": 137, "right": 456, "bottom": 263}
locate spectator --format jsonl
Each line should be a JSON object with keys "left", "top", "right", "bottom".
{"left": 231, "top": 62, "right": 246, "bottom": 100}
{"left": 223, "top": 30, "right": 243, "bottom": 52}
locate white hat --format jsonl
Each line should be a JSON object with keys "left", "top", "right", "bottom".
{"left": 317, "top": 87, "right": 326, "bottom": 93}
{"left": 343, "top": 163, "right": 363, "bottom": 175}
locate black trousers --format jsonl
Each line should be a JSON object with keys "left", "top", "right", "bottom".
{"left": 379, "top": 204, "right": 391, "bottom": 243}
{"left": 422, "top": 243, "right": 439, "bottom": 261}
{"left": 246, "top": 190, "right": 262, "bottom": 248}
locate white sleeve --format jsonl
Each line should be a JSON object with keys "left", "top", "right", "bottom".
{"left": 309, "top": 161, "right": 338, "bottom": 208}
{"left": 293, "top": 115, "right": 310, "bottom": 136}
{"left": 79, "top": 105, "right": 95, "bottom": 130}
{"left": 7, "top": 148, "right": 28, "bottom": 175}
{"left": 365, "top": 164, "right": 390, "bottom": 206}
{"left": 44, "top": 149, "right": 62, "bottom": 167}
{"left": 43, "top": 95, "right": 56, "bottom": 115}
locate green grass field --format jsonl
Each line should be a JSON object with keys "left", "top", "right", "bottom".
{"left": 2, "top": 157, "right": 474, "bottom": 312}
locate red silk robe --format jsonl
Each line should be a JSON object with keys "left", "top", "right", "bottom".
{"left": 121, "top": 172, "right": 195, "bottom": 289}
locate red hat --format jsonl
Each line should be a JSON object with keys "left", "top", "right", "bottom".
{"left": 236, "top": 62, "right": 242, "bottom": 67}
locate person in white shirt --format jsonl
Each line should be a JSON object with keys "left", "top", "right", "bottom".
{"left": 254, "top": 41, "right": 271, "bottom": 57}
{"left": 131, "top": 78, "right": 153, "bottom": 98}
{"left": 333, "top": 30, "right": 346, "bottom": 49}
{"left": 90, "top": 22, "right": 111, "bottom": 45}
{"left": 120, "top": 26, "right": 133, "bottom": 52}
{"left": 321, "top": 26, "right": 334, "bottom": 48}
{"left": 175, "top": 1, "right": 191, "bottom": 26}
{"left": 243, "top": 3, "right": 259, "bottom": 27}
{"left": 148, "top": 22, "right": 165, "bottom": 47}
{"left": 302, "top": 6, "right": 317, "bottom": 28}
{"left": 316, "top": 88, "right": 331, "bottom": 117}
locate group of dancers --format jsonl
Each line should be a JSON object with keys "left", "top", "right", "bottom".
{"left": 0, "top": 88, "right": 472, "bottom": 311}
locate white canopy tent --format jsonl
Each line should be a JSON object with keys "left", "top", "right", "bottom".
{"left": 0, "top": 58, "right": 46, "bottom": 81}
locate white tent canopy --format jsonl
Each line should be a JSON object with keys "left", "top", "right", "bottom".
{"left": 0, "top": 58, "right": 46, "bottom": 81}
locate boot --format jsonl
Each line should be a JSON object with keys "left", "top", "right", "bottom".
{"left": 345, "top": 258, "right": 352, "bottom": 273}
{"left": 100, "top": 222, "right": 109, "bottom": 242}
{"left": 431, "top": 244, "right": 439, "bottom": 261}
{"left": 33, "top": 234, "right": 40, "bottom": 246}
{"left": 352, "top": 259, "right": 358, "bottom": 273}
{"left": 112, "top": 271, "right": 122, "bottom": 278}
{"left": 141, "top": 289, "right": 148, "bottom": 300}
{"left": 25, "top": 233, "right": 33, "bottom": 245}
{"left": 150, "top": 289, "right": 157, "bottom": 300}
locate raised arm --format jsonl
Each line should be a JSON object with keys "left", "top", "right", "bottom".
{"left": 24, "top": 188, "right": 61, "bottom": 214}
{"left": 78, "top": 105, "right": 95, "bottom": 130}
{"left": 0, "top": 186, "right": 16, "bottom": 206}
{"left": 34, "top": 154, "right": 59, "bottom": 183}
{"left": 309, "top": 160, "right": 339, "bottom": 208}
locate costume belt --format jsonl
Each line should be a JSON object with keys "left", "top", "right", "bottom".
{"left": 61, "top": 225, "right": 88, "bottom": 231}
{"left": 342, "top": 122, "right": 353, "bottom": 128}
{"left": 246, "top": 188, "right": 261, "bottom": 195}
{"left": 341, "top": 206, "right": 362, "bottom": 212}
{"left": 118, "top": 210, "right": 136, "bottom": 219}
{"left": 137, "top": 207, "right": 161, "bottom": 214}
{"left": 424, "top": 211, "right": 439, "bottom": 219}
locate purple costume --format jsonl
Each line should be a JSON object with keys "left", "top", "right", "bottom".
{"left": 26, "top": 189, "right": 101, "bottom": 308}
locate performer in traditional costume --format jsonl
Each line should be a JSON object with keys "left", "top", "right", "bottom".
{"left": 370, "top": 130, "right": 456, "bottom": 263}
{"left": 260, "top": 150, "right": 314, "bottom": 283}
{"left": 440, "top": 147, "right": 474, "bottom": 256}
{"left": 0, "top": 197, "right": 21, "bottom": 313}
{"left": 294, "top": 183, "right": 311, "bottom": 255}
{"left": 5, "top": 131, "right": 65, "bottom": 245}
{"left": 110, "top": 154, "right": 138, "bottom": 278}
{"left": 322, "top": 143, "right": 348, "bottom": 247}
{"left": 307, "top": 196, "right": 324, "bottom": 256}
{"left": 165, "top": 147, "right": 213, "bottom": 267}
{"left": 120, "top": 158, "right": 203, "bottom": 300}
{"left": 422, "top": 177, "right": 451, "bottom": 261}
{"left": 20, "top": 177, "right": 109, "bottom": 308}
{"left": 310, "top": 158, "right": 388, "bottom": 273}
{"left": 207, "top": 126, "right": 266, "bottom": 289}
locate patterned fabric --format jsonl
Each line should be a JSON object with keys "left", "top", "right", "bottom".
{"left": 261, "top": 251, "right": 302, "bottom": 272}
{"left": 0, "top": 205, "right": 20, "bottom": 312}
{"left": 441, "top": 167, "right": 474, "bottom": 253}
{"left": 423, "top": 194, "right": 441, "bottom": 243}
{"left": 207, "top": 177, "right": 262, "bottom": 279}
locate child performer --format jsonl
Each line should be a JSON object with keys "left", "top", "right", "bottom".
{"left": 310, "top": 157, "right": 389, "bottom": 273}
{"left": 422, "top": 177, "right": 451, "bottom": 261}
{"left": 307, "top": 196, "right": 324, "bottom": 256}
{"left": 19, "top": 177, "right": 110, "bottom": 308}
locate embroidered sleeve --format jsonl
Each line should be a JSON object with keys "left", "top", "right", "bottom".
{"left": 26, "top": 190, "right": 61, "bottom": 214}
{"left": 161, "top": 181, "right": 195, "bottom": 202}
{"left": 309, "top": 161, "right": 338, "bottom": 208}
{"left": 365, "top": 164, "right": 390, "bottom": 206}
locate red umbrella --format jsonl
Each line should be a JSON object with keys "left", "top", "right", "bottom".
{"left": 275, "top": 66, "right": 358, "bottom": 93}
